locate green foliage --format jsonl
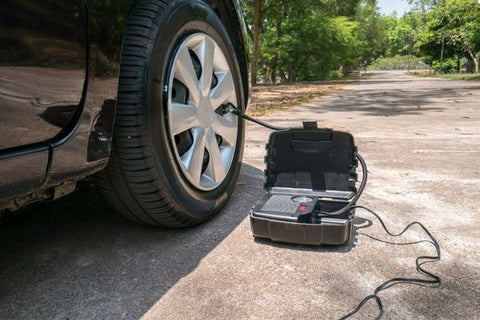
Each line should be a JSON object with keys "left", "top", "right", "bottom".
{"left": 355, "top": 1, "right": 389, "bottom": 65}
{"left": 328, "top": 70, "right": 344, "bottom": 79}
{"left": 407, "top": 0, "right": 440, "bottom": 12}
{"left": 431, "top": 58, "right": 457, "bottom": 73}
{"left": 368, "top": 55, "right": 428, "bottom": 70}
{"left": 241, "top": 0, "right": 389, "bottom": 83}
{"left": 416, "top": 0, "right": 480, "bottom": 72}
{"left": 273, "top": 15, "right": 363, "bottom": 81}
{"left": 386, "top": 12, "right": 424, "bottom": 56}
{"left": 431, "top": 73, "right": 480, "bottom": 81}
{"left": 240, "top": 0, "right": 480, "bottom": 83}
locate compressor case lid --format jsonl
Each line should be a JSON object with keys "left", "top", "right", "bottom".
{"left": 264, "top": 125, "right": 358, "bottom": 198}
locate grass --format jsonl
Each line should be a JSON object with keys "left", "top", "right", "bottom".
{"left": 248, "top": 74, "right": 369, "bottom": 117}
{"left": 409, "top": 71, "right": 480, "bottom": 81}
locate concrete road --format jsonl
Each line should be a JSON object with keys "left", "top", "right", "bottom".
{"left": 1, "top": 71, "right": 479, "bottom": 319}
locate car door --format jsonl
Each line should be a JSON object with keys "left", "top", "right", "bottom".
{"left": 0, "top": 0, "right": 87, "bottom": 200}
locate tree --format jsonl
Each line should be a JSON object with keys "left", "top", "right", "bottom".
{"left": 356, "top": 0, "right": 389, "bottom": 66}
{"left": 240, "top": 0, "right": 392, "bottom": 82}
{"left": 251, "top": 0, "right": 262, "bottom": 84}
{"left": 444, "top": 0, "right": 480, "bottom": 72}
{"left": 274, "top": 14, "right": 363, "bottom": 81}
{"left": 407, "top": 0, "right": 440, "bottom": 12}
{"left": 386, "top": 12, "right": 423, "bottom": 57}
{"left": 417, "top": 0, "right": 480, "bottom": 73}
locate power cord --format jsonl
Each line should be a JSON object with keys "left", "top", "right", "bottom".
{"left": 225, "top": 103, "right": 286, "bottom": 131}
{"left": 315, "top": 152, "right": 367, "bottom": 218}
{"left": 339, "top": 205, "right": 441, "bottom": 319}
{"left": 226, "top": 103, "right": 442, "bottom": 319}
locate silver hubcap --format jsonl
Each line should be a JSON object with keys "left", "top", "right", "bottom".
{"left": 166, "top": 33, "right": 238, "bottom": 191}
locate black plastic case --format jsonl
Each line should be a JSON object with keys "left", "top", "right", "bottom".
{"left": 250, "top": 125, "right": 358, "bottom": 246}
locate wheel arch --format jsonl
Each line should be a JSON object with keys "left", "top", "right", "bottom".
{"left": 95, "top": 0, "right": 247, "bottom": 227}
{"left": 86, "top": 0, "right": 248, "bottom": 165}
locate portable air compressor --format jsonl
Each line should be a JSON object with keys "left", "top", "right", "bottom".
{"left": 249, "top": 121, "right": 366, "bottom": 246}
{"left": 228, "top": 104, "right": 441, "bottom": 317}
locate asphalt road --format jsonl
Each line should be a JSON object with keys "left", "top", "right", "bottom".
{"left": 1, "top": 71, "right": 479, "bottom": 319}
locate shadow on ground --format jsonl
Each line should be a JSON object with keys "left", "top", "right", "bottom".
{"left": 270, "top": 72, "right": 480, "bottom": 118}
{"left": 0, "top": 163, "right": 263, "bottom": 319}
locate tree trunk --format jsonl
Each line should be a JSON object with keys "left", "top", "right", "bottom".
{"left": 251, "top": 0, "right": 262, "bottom": 85}
{"left": 457, "top": 52, "right": 461, "bottom": 73}
{"left": 466, "top": 48, "right": 479, "bottom": 73}
{"left": 287, "top": 69, "right": 294, "bottom": 83}
{"left": 269, "top": 11, "right": 282, "bottom": 84}
{"left": 466, "top": 60, "right": 473, "bottom": 73}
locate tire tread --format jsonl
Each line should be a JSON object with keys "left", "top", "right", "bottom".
{"left": 95, "top": 0, "right": 198, "bottom": 227}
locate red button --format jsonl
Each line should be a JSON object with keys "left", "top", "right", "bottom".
{"left": 299, "top": 205, "right": 307, "bottom": 211}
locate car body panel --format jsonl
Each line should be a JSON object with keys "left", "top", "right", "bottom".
{"left": 0, "top": 149, "right": 49, "bottom": 203}
{"left": 0, "top": 0, "right": 87, "bottom": 151}
{"left": 46, "top": 0, "right": 132, "bottom": 186}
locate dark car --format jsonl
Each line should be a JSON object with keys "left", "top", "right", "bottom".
{"left": 0, "top": 0, "right": 249, "bottom": 227}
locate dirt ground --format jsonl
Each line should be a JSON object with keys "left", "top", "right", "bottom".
{"left": 1, "top": 70, "right": 479, "bottom": 319}
{"left": 248, "top": 77, "right": 367, "bottom": 116}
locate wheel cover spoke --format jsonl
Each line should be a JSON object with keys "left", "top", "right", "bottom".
{"left": 166, "top": 33, "right": 239, "bottom": 191}
{"left": 210, "top": 71, "right": 234, "bottom": 108}
{"left": 197, "top": 36, "right": 215, "bottom": 96}
{"left": 212, "top": 113, "right": 237, "bottom": 146}
{"left": 169, "top": 103, "right": 199, "bottom": 136}
{"left": 205, "top": 128, "right": 226, "bottom": 183}
{"left": 174, "top": 47, "right": 201, "bottom": 105}
{"left": 181, "top": 128, "right": 206, "bottom": 186}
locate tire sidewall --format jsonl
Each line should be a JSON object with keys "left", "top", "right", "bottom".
{"left": 146, "top": 1, "right": 245, "bottom": 219}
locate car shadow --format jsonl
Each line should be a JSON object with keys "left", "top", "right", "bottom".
{"left": 0, "top": 163, "right": 263, "bottom": 319}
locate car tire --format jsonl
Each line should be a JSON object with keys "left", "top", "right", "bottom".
{"left": 95, "top": 0, "right": 245, "bottom": 227}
